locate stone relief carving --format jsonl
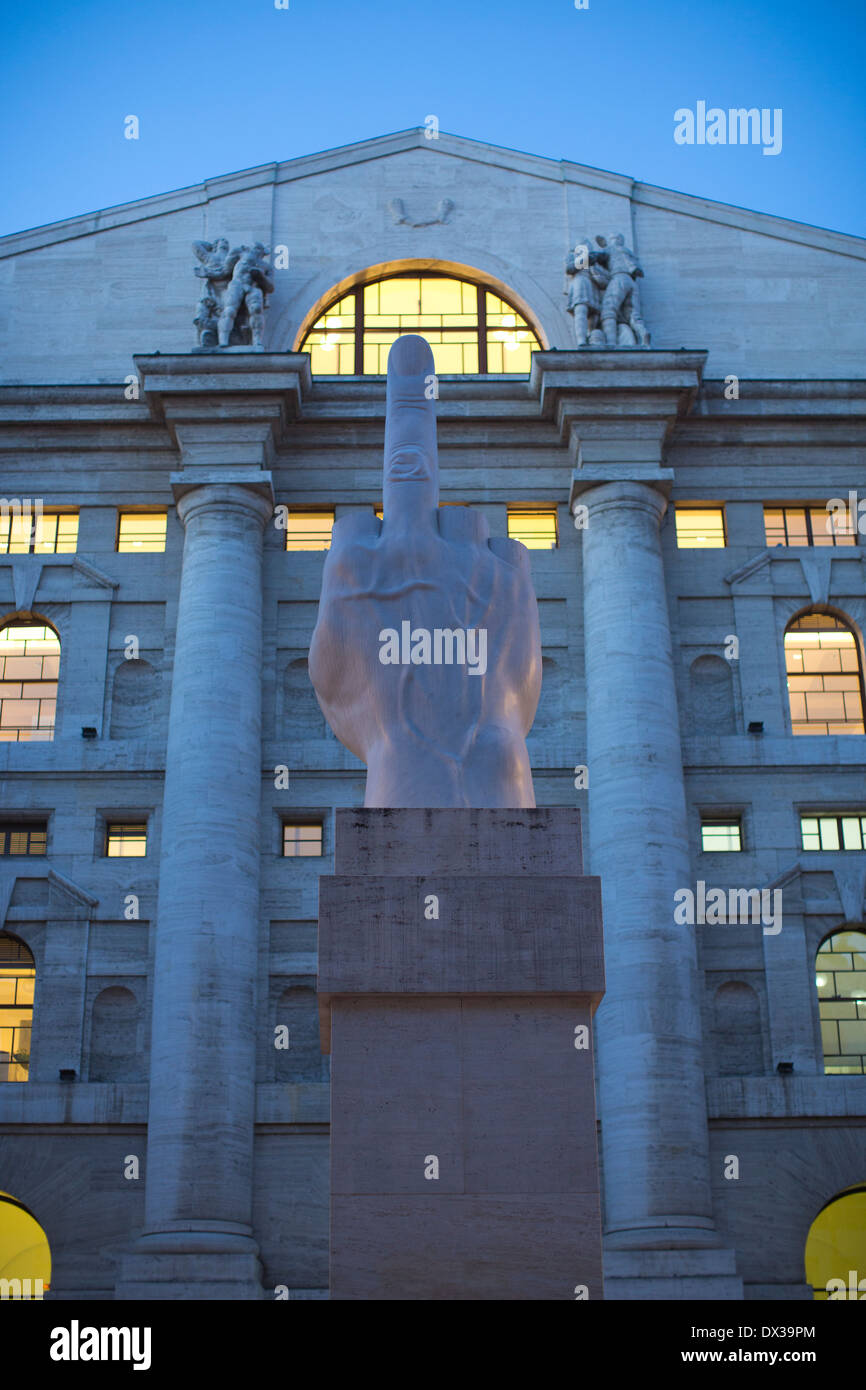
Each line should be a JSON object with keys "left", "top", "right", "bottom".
{"left": 565, "top": 233, "right": 651, "bottom": 347}
{"left": 387, "top": 197, "right": 455, "bottom": 227}
{"left": 192, "top": 239, "right": 274, "bottom": 349}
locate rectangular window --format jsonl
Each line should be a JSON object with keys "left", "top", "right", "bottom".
{"left": 801, "top": 814, "right": 866, "bottom": 852}
{"left": 284, "top": 510, "right": 334, "bottom": 551}
{"left": 0, "top": 822, "right": 47, "bottom": 855}
{"left": 105, "top": 822, "right": 147, "bottom": 857}
{"left": 507, "top": 509, "right": 558, "bottom": 549}
{"left": 701, "top": 821, "right": 742, "bottom": 852}
{"left": 0, "top": 509, "right": 79, "bottom": 555}
{"left": 283, "top": 822, "right": 323, "bottom": 857}
{"left": 117, "top": 512, "right": 167, "bottom": 553}
{"left": 674, "top": 507, "right": 726, "bottom": 548}
{"left": 764, "top": 505, "right": 856, "bottom": 548}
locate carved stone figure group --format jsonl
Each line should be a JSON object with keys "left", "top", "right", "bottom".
{"left": 564, "top": 233, "right": 650, "bottom": 348}
{"left": 192, "top": 239, "right": 274, "bottom": 349}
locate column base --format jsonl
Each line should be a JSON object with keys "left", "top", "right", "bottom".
{"left": 114, "top": 1234, "right": 264, "bottom": 1301}
{"left": 604, "top": 1248, "right": 744, "bottom": 1301}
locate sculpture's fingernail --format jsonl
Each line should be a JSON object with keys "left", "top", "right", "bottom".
{"left": 388, "top": 335, "right": 434, "bottom": 377}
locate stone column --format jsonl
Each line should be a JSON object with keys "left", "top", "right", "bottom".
{"left": 116, "top": 479, "right": 272, "bottom": 1299}
{"left": 582, "top": 480, "right": 718, "bottom": 1252}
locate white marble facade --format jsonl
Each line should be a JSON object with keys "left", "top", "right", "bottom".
{"left": 0, "top": 129, "right": 865, "bottom": 1300}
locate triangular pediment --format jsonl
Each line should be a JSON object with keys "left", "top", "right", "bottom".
{"left": 1, "top": 127, "right": 863, "bottom": 262}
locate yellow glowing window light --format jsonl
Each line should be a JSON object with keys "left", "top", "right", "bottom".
{"left": 815, "top": 930, "right": 866, "bottom": 1075}
{"left": 0, "top": 624, "right": 60, "bottom": 743}
{"left": 106, "top": 823, "right": 147, "bottom": 857}
{"left": 764, "top": 505, "right": 856, "bottom": 548}
{"left": 284, "top": 510, "right": 334, "bottom": 551}
{"left": 300, "top": 275, "right": 541, "bottom": 376}
{"left": 0, "top": 510, "right": 78, "bottom": 555}
{"left": 507, "top": 509, "right": 558, "bottom": 549}
{"left": 0, "top": 936, "right": 36, "bottom": 1086}
{"left": 0, "top": 1189, "right": 52, "bottom": 1292}
{"left": 805, "top": 1185, "right": 866, "bottom": 1298}
{"left": 674, "top": 507, "right": 726, "bottom": 549}
{"left": 117, "top": 512, "right": 167, "bottom": 553}
{"left": 283, "top": 823, "right": 323, "bottom": 857}
{"left": 785, "top": 615, "right": 864, "bottom": 735}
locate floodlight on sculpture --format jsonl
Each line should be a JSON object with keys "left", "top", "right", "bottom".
{"left": 308, "top": 334, "right": 542, "bottom": 808}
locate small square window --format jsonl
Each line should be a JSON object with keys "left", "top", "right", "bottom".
{"left": 0, "top": 822, "right": 47, "bottom": 855}
{"left": 283, "top": 823, "right": 323, "bottom": 857}
{"left": 507, "top": 509, "right": 558, "bottom": 549}
{"left": 284, "top": 511, "right": 334, "bottom": 551}
{"left": 701, "top": 821, "right": 742, "bottom": 852}
{"left": 117, "top": 513, "right": 167, "bottom": 553}
{"left": 675, "top": 507, "right": 726, "bottom": 549}
{"left": 105, "top": 822, "right": 147, "bottom": 857}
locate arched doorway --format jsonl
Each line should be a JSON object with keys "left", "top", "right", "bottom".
{"left": 0, "top": 1190, "right": 51, "bottom": 1298}
{"left": 805, "top": 1185, "right": 866, "bottom": 1299}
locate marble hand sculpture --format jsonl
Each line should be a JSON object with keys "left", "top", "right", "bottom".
{"left": 309, "top": 334, "right": 542, "bottom": 808}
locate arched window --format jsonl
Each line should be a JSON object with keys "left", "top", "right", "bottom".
{"left": 805, "top": 1185, "right": 866, "bottom": 1299}
{"left": 0, "top": 1190, "right": 51, "bottom": 1297}
{"left": 784, "top": 612, "right": 864, "bottom": 735}
{"left": 299, "top": 272, "right": 542, "bottom": 375}
{"left": 816, "top": 929, "right": 866, "bottom": 1073}
{"left": 0, "top": 620, "right": 61, "bottom": 742}
{"left": 0, "top": 935, "right": 35, "bottom": 1083}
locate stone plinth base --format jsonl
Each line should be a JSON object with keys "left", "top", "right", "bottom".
{"left": 604, "top": 1248, "right": 744, "bottom": 1300}
{"left": 318, "top": 809, "right": 605, "bottom": 1301}
{"left": 114, "top": 1238, "right": 264, "bottom": 1301}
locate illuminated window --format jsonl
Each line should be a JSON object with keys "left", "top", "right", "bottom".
{"left": 764, "top": 506, "right": 856, "bottom": 548}
{"left": 815, "top": 930, "right": 866, "bottom": 1075}
{"left": 674, "top": 507, "right": 726, "bottom": 548}
{"left": 701, "top": 821, "right": 742, "bottom": 852}
{"left": 0, "top": 935, "right": 35, "bottom": 1084}
{"left": 800, "top": 813, "right": 866, "bottom": 852}
{"left": 0, "top": 623, "right": 60, "bottom": 742}
{"left": 117, "top": 512, "right": 167, "bottom": 553}
{"left": 283, "top": 823, "right": 323, "bottom": 857}
{"left": 806, "top": 1186, "right": 866, "bottom": 1299}
{"left": 785, "top": 613, "right": 865, "bottom": 735}
{"left": 0, "top": 823, "right": 47, "bottom": 856}
{"left": 299, "top": 274, "right": 542, "bottom": 376}
{"left": 0, "top": 509, "right": 78, "bottom": 555}
{"left": 284, "top": 510, "right": 334, "bottom": 551}
{"left": 105, "top": 823, "right": 147, "bottom": 857}
{"left": 507, "top": 509, "right": 558, "bottom": 549}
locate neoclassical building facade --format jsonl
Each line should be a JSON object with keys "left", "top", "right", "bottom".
{"left": 0, "top": 129, "right": 864, "bottom": 1300}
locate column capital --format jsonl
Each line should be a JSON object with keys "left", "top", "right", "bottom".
{"left": 171, "top": 476, "right": 275, "bottom": 528}
{"left": 576, "top": 478, "right": 669, "bottom": 524}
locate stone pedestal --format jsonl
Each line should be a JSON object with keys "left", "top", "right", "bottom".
{"left": 318, "top": 808, "right": 605, "bottom": 1301}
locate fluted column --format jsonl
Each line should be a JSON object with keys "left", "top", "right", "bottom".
{"left": 118, "top": 479, "right": 272, "bottom": 1298}
{"left": 582, "top": 479, "right": 716, "bottom": 1250}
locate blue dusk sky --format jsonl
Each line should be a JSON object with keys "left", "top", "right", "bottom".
{"left": 0, "top": 0, "right": 864, "bottom": 238}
